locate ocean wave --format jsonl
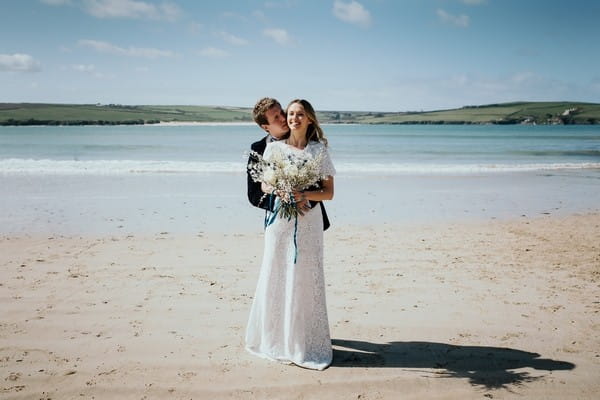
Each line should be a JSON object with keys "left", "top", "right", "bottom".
{"left": 336, "top": 162, "right": 600, "bottom": 174}
{"left": 1, "top": 158, "right": 600, "bottom": 175}
{"left": 0, "top": 159, "right": 245, "bottom": 175}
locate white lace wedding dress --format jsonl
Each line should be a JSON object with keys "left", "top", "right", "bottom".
{"left": 245, "top": 140, "right": 336, "bottom": 370}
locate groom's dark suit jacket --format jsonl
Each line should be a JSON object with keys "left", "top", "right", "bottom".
{"left": 247, "top": 136, "right": 330, "bottom": 231}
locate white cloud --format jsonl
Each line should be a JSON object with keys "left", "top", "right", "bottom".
{"left": 333, "top": 0, "right": 371, "bottom": 28}
{"left": 83, "top": 0, "right": 181, "bottom": 21}
{"left": 437, "top": 9, "right": 469, "bottom": 28}
{"left": 78, "top": 39, "right": 175, "bottom": 58}
{"left": 199, "top": 47, "right": 229, "bottom": 58}
{"left": 263, "top": 28, "right": 292, "bottom": 46}
{"left": 0, "top": 53, "right": 41, "bottom": 72}
{"left": 216, "top": 31, "right": 248, "bottom": 46}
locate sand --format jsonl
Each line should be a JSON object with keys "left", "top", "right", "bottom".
{"left": 1, "top": 213, "right": 599, "bottom": 399}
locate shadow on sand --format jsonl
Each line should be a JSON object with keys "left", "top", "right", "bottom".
{"left": 331, "top": 339, "right": 575, "bottom": 390}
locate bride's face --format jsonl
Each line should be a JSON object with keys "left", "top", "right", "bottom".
{"left": 287, "top": 102, "right": 311, "bottom": 134}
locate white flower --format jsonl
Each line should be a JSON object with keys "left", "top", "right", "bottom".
{"left": 263, "top": 169, "right": 276, "bottom": 185}
{"left": 246, "top": 145, "right": 327, "bottom": 219}
{"left": 283, "top": 164, "right": 299, "bottom": 177}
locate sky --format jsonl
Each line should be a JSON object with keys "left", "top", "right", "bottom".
{"left": 1, "top": 0, "right": 599, "bottom": 111}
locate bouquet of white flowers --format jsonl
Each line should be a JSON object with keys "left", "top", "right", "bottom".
{"left": 248, "top": 145, "right": 327, "bottom": 221}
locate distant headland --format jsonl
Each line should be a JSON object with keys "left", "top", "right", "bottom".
{"left": 1, "top": 101, "right": 599, "bottom": 126}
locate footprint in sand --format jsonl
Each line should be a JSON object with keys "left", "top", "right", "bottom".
{"left": 6, "top": 372, "right": 22, "bottom": 381}
{"left": 177, "top": 371, "right": 197, "bottom": 379}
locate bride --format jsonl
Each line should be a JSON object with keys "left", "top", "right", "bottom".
{"left": 245, "top": 99, "right": 336, "bottom": 370}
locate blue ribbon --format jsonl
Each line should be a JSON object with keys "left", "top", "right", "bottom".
{"left": 264, "top": 193, "right": 299, "bottom": 264}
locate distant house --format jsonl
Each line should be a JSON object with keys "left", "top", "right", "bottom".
{"left": 520, "top": 116, "right": 536, "bottom": 125}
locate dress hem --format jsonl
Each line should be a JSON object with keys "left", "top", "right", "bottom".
{"left": 245, "top": 346, "right": 331, "bottom": 371}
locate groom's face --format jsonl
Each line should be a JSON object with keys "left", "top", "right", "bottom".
{"left": 261, "top": 105, "right": 289, "bottom": 139}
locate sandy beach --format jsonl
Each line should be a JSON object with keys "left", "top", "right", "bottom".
{"left": 1, "top": 212, "right": 599, "bottom": 399}
{"left": 2, "top": 123, "right": 599, "bottom": 398}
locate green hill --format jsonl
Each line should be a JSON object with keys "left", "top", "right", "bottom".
{"left": 1, "top": 101, "right": 599, "bottom": 125}
{"left": 324, "top": 102, "right": 600, "bottom": 125}
{"left": 0, "top": 103, "right": 252, "bottom": 125}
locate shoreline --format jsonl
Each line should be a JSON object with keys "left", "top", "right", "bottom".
{"left": 1, "top": 170, "right": 599, "bottom": 236}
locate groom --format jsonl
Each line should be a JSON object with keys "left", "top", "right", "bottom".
{"left": 247, "top": 97, "right": 330, "bottom": 230}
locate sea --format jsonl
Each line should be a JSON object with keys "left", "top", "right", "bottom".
{"left": 1, "top": 124, "right": 599, "bottom": 175}
{"left": 1, "top": 124, "right": 599, "bottom": 234}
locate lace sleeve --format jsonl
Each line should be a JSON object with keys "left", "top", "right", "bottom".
{"left": 319, "top": 145, "right": 336, "bottom": 177}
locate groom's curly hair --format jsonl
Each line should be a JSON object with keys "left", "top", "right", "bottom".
{"left": 252, "top": 97, "right": 282, "bottom": 126}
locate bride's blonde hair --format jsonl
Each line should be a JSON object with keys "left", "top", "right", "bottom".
{"left": 287, "top": 99, "right": 328, "bottom": 146}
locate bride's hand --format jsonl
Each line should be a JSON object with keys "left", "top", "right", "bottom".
{"left": 293, "top": 191, "right": 311, "bottom": 213}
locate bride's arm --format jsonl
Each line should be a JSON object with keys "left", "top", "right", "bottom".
{"left": 297, "top": 177, "right": 334, "bottom": 202}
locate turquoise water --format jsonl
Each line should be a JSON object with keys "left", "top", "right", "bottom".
{"left": 1, "top": 124, "right": 599, "bottom": 175}
{"left": 1, "top": 124, "right": 599, "bottom": 233}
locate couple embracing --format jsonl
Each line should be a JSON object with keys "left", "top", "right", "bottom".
{"left": 245, "top": 97, "right": 336, "bottom": 370}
